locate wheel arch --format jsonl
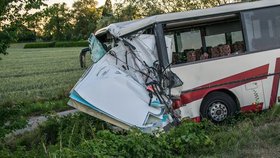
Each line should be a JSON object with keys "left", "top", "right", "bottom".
{"left": 201, "top": 88, "right": 240, "bottom": 111}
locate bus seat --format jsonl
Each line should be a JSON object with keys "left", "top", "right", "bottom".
{"left": 219, "top": 44, "right": 231, "bottom": 56}
{"left": 195, "top": 49, "right": 202, "bottom": 58}
{"left": 210, "top": 46, "right": 220, "bottom": 58}
{"left": 172, "top": 52, "right": 180, "bottom": 64}
{"left": 236, "top": 41, "right": 245, "bottom": 53}
{"left": 231, "top": 41, "right": 245, "bottom": 54}
{"left": 200, "top": 52, "right": 209, "bottom": 60}
{"left": 187, "top": 50, "right": 197, "bottom": 62}
{"left": 231, "top": 43, "right": 238, "bottom": 53}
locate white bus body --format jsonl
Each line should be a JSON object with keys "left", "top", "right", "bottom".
{"left": 69, "top": 0, "right": 280, "bottom": 131}
{"left": 172, "top": 49, "right": 280, "bottom": 121}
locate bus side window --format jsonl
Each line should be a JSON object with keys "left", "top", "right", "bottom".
{"left": 205, "top": 21, "right": 244, "bottom": 57}
{"left": 168, "top": 29, "right": 203, "bottom": 64}
{"left": 242, "top": 6, "right": 280, "bottom": 52}
{"left": 167, "top": 18, "right": 246, "bottom": 64}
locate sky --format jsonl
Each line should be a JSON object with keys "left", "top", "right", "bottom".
{"left": 45, "top": 0, "right": 107, "bottom": 7}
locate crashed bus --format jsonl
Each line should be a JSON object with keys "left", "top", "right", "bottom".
{"left": 68, "top": 0, "right": 280, "bottom": 132}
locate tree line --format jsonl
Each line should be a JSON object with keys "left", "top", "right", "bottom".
{"left": 0, "top": 0, "right": 255, "bottom": 55}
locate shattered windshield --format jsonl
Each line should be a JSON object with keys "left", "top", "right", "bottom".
{"left": 88, "top": 33, "right": 106, "bottom": 63}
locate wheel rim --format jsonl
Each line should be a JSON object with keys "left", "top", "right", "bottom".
{"left": 208, "top": 101, "right": 228, "bottom": 122}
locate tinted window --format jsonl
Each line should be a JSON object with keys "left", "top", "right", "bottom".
{"left": 242, "top": 6, "right": 280, "bottom": 52}
{"left": 204, "top": 21, "right": 245, "bottom": 57}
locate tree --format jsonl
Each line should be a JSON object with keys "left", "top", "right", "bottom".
{"left": 43, "top": 3, "right": 73, "bottom": 41}
{"left": 96, "top": 0, "right": 115, "bottom": 29}
{"left": 102, "top": 0, "right": 113, "bottom": 16}
{"left": 17, "top": 24, "right": 37, "bottom": 42}
{"left": 24, "top": 11, "right": 45, "bottom": 38}
{"left": 72, "top": 0, "right": 101, "bottom": 40}
{"left": 114, "top": 0, "right": 141, "bottom": 21}
{"left": 0, "top": 31, "right": 11, "bottom": 57}
{"left": 0, "top": 0, "right": 45, "bottom": 56}
{"left": 113, "top": 0, "right": 256, "bottom": 22}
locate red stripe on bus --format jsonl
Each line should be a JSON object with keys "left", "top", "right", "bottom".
{"left": 241, "top": 103, "right": 263, "bottom": 112}
{"left": 180, "top": 64, "right": 269, "bottom": 105}
{"left": 269, "top": 58, "right": 280, "bottom": 108}
{"left": 191, "top": 116, "right": 201, "bottom": 122}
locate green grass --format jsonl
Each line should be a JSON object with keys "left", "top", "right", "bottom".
{"left": 0, "top": 43, "right": 91, "bottom": 137}
{"left": 0, "top": 43, "right": 91, "bottom": 106}
{"left": 1, "top": 106, "right": 280, "bottom": 157}
{"left": 0, "top": 99, "right": 71, "bottom": 138}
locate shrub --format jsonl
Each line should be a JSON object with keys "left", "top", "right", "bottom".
{"left": 2, "top": 114, "right": 215, "bottom": 157}
{"left": 3, "top": 106, "right": 280, "bottom": 157}
{"left": 0, "top": 100, "right": 69, "bottom": 138}
{"left": 17, "top": 29, "right": 36, "bottom": 42}
{"left": 55, "top": 41, "right": 88, "bottom": 47}
{"left": 23, "top": 41, "right": 88, "bottom": 49}
{"left": 24, "top": 42, "right": 56, "bottom": 48}
{"left": 0, "top": 105, "right": 28, "bottom": 138}
{"left": 0, "top": 31, "right": 11, "bottom": 55}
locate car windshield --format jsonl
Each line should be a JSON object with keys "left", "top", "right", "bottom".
{"left": 88, "top": 33, "right": 106, "bottom": 63}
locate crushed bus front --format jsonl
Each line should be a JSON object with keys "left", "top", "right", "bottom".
{"left": 68, "top": 24, "right": 183, "bottom": 133}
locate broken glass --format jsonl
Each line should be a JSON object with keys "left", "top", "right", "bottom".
{"left": 88, "top": 33, "right": 106, "bottom": 63}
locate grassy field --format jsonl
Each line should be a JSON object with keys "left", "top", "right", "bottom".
{"left": 0, "top": 44, "right": 90, "bottom": 106}
{"left": 0, "top": 44, "right": 91, "bottom": 136}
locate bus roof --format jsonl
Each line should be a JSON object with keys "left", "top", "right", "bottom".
{"left": 96, "top": 0, "right": 280, "bottom": 37}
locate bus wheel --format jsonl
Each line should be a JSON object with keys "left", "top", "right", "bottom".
{"left": 200, "top": 91, "right": 237, "bottom": 123}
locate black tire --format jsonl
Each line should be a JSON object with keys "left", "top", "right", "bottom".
{"left": 200, "top": 91, "right": 237, "bottom": 123}
{"left": 80, "top": 47, "right": 90, "bottom": 68}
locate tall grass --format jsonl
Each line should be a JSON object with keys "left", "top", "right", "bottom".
{"left": 1, "top": 105, "right": 280, "bottom": 157}
{"left": 0, "top": 99, "right": 71, "bottom": 138}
